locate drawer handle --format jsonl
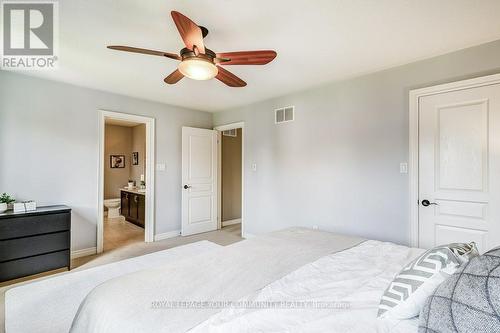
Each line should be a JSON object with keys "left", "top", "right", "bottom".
{"left": 134, "top": 196, "right": 138, "bottom": 203}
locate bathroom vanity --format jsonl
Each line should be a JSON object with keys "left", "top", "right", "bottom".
{"left": 120, "top": 189, "right": 145, "bottom": 228}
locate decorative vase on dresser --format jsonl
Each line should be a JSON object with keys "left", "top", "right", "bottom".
{"left": 0, "top": 205, "right": 71, "bottom": 283}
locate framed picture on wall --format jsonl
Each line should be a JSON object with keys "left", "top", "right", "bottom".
{"left": 110, "top": 155, "right": 125, "bottom": 168}
{"left": 132, "top": 152, "right": 139, "bottom": 165}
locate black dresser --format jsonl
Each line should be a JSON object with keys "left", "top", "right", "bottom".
{"left": 0, "top": 205, "right": 71, "bottom": 282}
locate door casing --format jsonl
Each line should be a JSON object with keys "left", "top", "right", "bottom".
{"left": 97, "top": 110, "right": 155, "bottom": 254}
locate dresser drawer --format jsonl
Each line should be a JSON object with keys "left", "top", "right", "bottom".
{"left": 0, "top": 231, "right": 70, "bottom": 262}
{"left": 0, "top": 213, "right": 70, "bottom": 240}
{"left": 0, "top": 250, "right": 69, "bottom": 282}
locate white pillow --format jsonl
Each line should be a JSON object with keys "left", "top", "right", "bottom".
{"left": 377, "top": 242, "right": 478, "bottom": 319}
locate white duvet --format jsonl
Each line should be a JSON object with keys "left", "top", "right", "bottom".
{"left": 5, "top": 241, "right": 222, "bottom": 333}
{"left": 191, "top": 240, "right": 424, "bottom": 333}
{"left": 70, "top": 228, "right": 364, "bottom": 332}
{"left": 70, "top": 229, "right": 423, "bottom": 333}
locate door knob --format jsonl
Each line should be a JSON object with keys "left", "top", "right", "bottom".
{"left": 421, "top": 199, "right": 438, "bottom": 207}
{"left": 183, "top": 184, "right": 191, "bottom": 189}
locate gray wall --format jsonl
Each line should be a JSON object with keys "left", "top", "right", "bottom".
{"left": 222, "top": 128, "right": 242, "bottom": 222}
{"left": 104, "top": 124, "right": 132, "bottom": 199}
{"left": 2, "top": 40, "right": 500, "bottom": 250}
{"left": 0, "top": 72, "right": 212, "bottom": 251}
{"left": 214, "top": 40, "right": 500, "bottom": 245}
{"left": 130, "top": 124, "right": 146, "bottom": 186}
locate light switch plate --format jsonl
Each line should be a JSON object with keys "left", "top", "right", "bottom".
{"left": 400, "top": 162, "right": 408, "bottom": 174}
{"left": 156, "top": 163, "right": 166, "bottom": 171}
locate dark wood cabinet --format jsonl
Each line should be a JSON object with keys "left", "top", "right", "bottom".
{"left": 130, "top": 193, "right": 138, "bottom": 219}
{"left": 121, "top": 191, "right": 130, "bottom": 218}
{"left": 138, "top": 195, "right": 145, "bottom": 224}
{"left": 0, "top": 205, "right": 71, "bottom": 282}
{"left": 120, "top": 190, "right": 145, "bottom": 228}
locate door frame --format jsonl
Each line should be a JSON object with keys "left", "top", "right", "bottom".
{"left": 97, "top": 110, "right": 156, "bottom": 253}
{"left": 408, "top": 73, "right": 500, "bottom": 247}
{"left": 213, "top": 122, "right": 246, "bottom": 237}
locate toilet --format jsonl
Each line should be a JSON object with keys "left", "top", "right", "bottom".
{"left": 103, "top": 198, "right": 121, "bottom": 218}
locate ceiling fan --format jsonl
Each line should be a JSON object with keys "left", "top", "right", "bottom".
{"left": 107, "top": 11, "right": 277, "bottom": 87}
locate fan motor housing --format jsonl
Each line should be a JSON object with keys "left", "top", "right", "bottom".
{"left": 180, "top": 47, "right": 216, "bottom": 62}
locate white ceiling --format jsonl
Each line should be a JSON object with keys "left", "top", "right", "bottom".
{"left": 19, "top": 0, "right": 500, "bottom": 112}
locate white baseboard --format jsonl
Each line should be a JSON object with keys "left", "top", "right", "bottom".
{"left": 242, "top": 233, "right": 256, "bottom": 239}
{"left": 71, "top": 247, "right": 97, "bottom": 259}
{"left": 154, "top": 230, "right": 181, "bottom": 241}
{"left": 222, "top": 218, "right": 241, "bottom": 227}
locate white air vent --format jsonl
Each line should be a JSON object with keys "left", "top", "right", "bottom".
{"left": 223, "top": 129, "right": 237, "bottom": 137}
{"left": 275, "top": 106, "right": 294, "bottom": 124}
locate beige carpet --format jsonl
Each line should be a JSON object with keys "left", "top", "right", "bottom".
{"left": 0, "top": 224, "right": 242, "bottom": 333}
{"left": 75, "top": 223, "right": 241, "bottom": 270}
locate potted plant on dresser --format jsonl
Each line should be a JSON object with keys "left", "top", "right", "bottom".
{"left": 0, "top": 193, "right": 15, "bottom": 213}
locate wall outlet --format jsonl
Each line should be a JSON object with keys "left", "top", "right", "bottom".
{"left": 156, "top": 163, "right": 166, "bottom": 171}
{"left": 400, "top": 162, "right": 408, "bottom": 174}
{"left": 312, "top": 225, "right": 319, "bottom": 230}
{"left": 252, "top": 163, "right": 257, "bottom": 171}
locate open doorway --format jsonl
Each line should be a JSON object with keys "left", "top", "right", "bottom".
{"left": 97, "top": 111, "right": 155, "bottom": 254}
{"left": 215, "top": 122, "right": 244, "bottom": 238}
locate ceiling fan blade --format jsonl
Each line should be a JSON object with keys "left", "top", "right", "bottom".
{"left": 164, "top": 69, "right": 184, "bottom": 84}
{"left": 107, "top": 46, "right": 180, "bottom": 60}
{"left": 216, "top": 66, "right": 246, "bottom": 87}
{"left": 215, "top": 50, "right": 277, "bottom": 65}
{"left": 171, "top": 11, "right": 206, "bottom": 54}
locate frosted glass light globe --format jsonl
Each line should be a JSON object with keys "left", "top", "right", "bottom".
{"left": 178, "top": 58, "right": 218, "bottom": 80}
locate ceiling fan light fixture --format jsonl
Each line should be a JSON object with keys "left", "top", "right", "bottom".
{"left": 108, "top": 11, "right": 276, "bottom": 87}
{"left": 178, "top": 58, "right": 218, "bottom": 81}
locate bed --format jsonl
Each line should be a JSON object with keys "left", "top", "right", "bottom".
{"left": 68, "top": 228, "right": 423, "bottom": 332}
{"left": 191, "top": 239, "right": 422, "bottom": 332}
{"left": 5, "top": 241, "right": 222, "bottom": 333}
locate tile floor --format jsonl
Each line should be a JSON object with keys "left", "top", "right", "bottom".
{"left": 103, "top": 216, "right": 144, "bottom": 252}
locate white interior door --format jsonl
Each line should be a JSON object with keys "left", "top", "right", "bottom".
{"left": 182, "top": 127, "right": 218, "bottom": 236}
{"left": 418, "top": 84, "right": 500, "bottom": 253}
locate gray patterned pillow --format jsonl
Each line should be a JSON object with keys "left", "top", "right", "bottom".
{"left": 419, "top": 247, "right": 500, "bottom": 333}
{"left": 378, "top": 242, "right": 478, "bottom": 319}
